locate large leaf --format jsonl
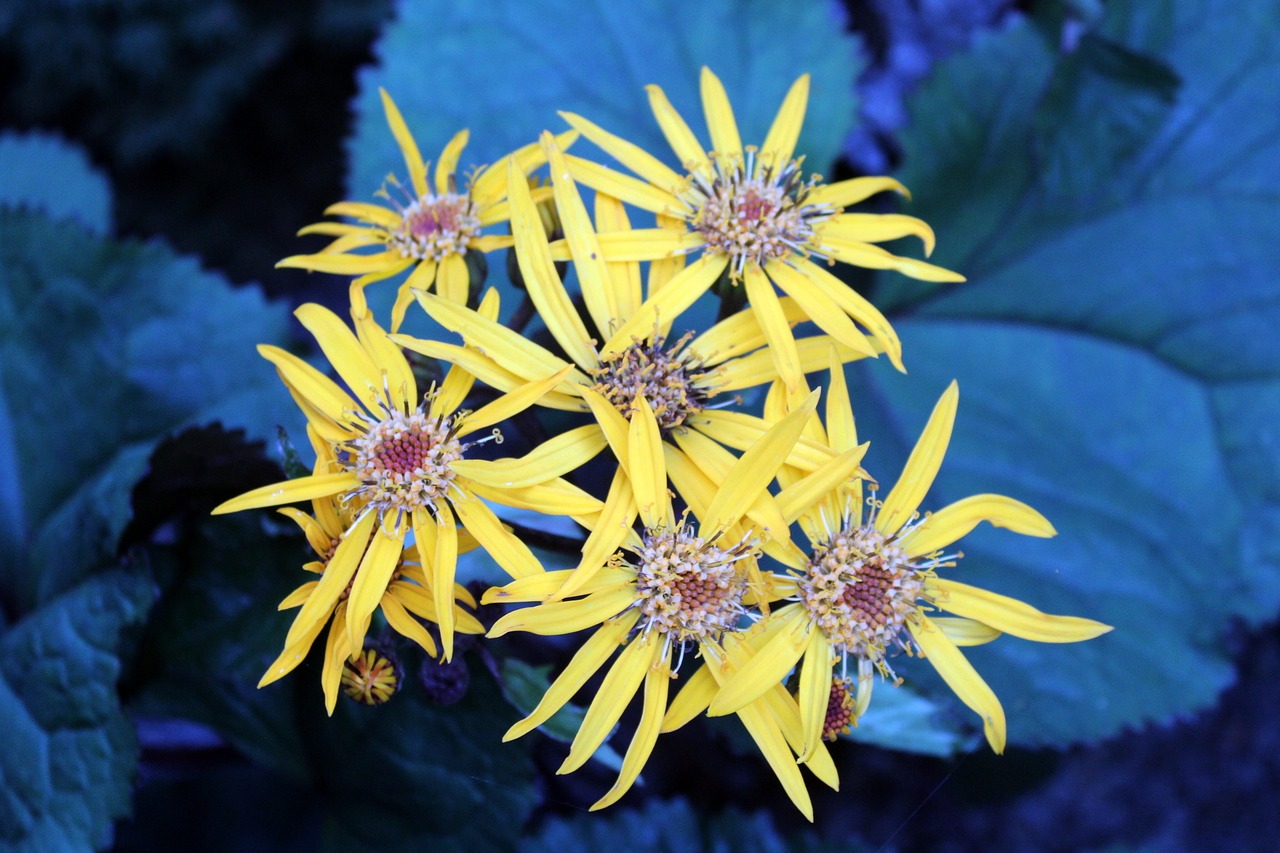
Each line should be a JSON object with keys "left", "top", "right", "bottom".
{"left": 0, "top": 569, "right": 155, "bottom": 852}
{"left": 0, "top": 132, "right": 112, "bottom": 235}
{"left": 847, "top": 0, "right": 1280, "bottom": 745}
{"left": 0, "top": 210, "right": 293, "bottom": 612}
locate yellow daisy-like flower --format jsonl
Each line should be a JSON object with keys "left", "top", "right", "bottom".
{"left": 341, "top": 648, "right": 401, "bottom": 706}
{"left": 556, "top": 67, "right": 965, "bottom": 389}
{"left": 707, "top": 367, "right": 1113, "bottom": 758}
{"left": 277, "top": 88, "right": 572, "bottom": 331}
{"left": 212, "top": 284, "right": 602, "bottom": 660}
{"left": 394, "top": 137, "right": 869, "bottom": 595}
{"left": 483, "top": 394, "right": 841, "bottom": 818}
{"left": 260, "top": 430, "right": 484, "bottom": 713}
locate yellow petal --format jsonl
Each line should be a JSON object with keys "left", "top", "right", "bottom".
{"left": 449, "top": 492, "right": 544, "bottom": 579}
{"left": 645, "top": 83, "right": 709, "bottom": 172}
{"left": 766, "top": 260, "right": 878, "bottom": 360}
{"left": 724, "top": 682, "right": 814, "bottom": 821}
{"left": 321, "top": 603, "right": 351, "bottom": 716}
{"left": 560, "top": 153, "right": 685, "bottom": 217}
{"left": 294, "top": 303, "right": 382, "bottom": 408}
{"left": 590, "top": 658, "right": 671, "bottom": 810}
{"left": 465, "top": 478, "right": 603, "bottom": 517}
{"left": 760, "top": 74, "right": 809, "bottom": 167}
{"left": 819, "top": 235, "right": 965, "bottom": 283}
{"left": 900, "top": 494, "right": 1056, "bottom": 557}
{"left": 660, "top": 662, "right": 716, "bottom": 733}
{"left": 344, "top": 519, "right": 404, "bottom": 654}
{"left": 257, "top": 344, "right": 356, "bottom": 425}
{"left": 433, "top": 502, "right": 459, "bottom": 659}
{"left": 691, "top": 410, "right": 835, "bottom": 472}
{"left": 544, "top": 133, "right": 625, "bottom": 334}
{"left": 507, "top": 155, "right": 597, "bottom": 368}
{"left": 877, "top": 381, "right": 958, "bottom": 537}
{"left": 689, "top": 295, "right": 807, "bottom": 363}
{"left": 459, "top": 425, "right": 607, "bottom": 489}
{"left": 258, "top": 611, "right": 328, "bottom": 688}
{"left": 554, "top": 468, "right": 638, "bottom": 601}
{"left": 560, "top": 638, "right": 659, "bottom": 774}
{"left": 822, "top": 212, "right": 936, "bottom": 255}
{"left": 503, "top": 614, "right": 638, "bottom": 741}
{"left": 436, "top": 251, "right": 470, "bottom": 305}
{"left": 700, "top": 67, "right": 742, "bottom": 161}
{"left": 435, "top": 129, "right": 469, "bottom": 195}
{"left": 276, "top": 506, "right": 335, "bottom": 558}
{"left": 805, "top": 176, "right": 909, "bottom": 208}
{"left": 381, "top": 591, "right": 439, "bottom": 657}
{"left": 432, "top": 358, "right": 477, "bottom": 419}
{"left": 594, "top": 227, "right": 702, "bottom": 261}
{"left": 387, "top": 581, "right": 485, "bottom": 635}
{"left": 700, "top": 389, "right": 819, "bottom": 535}
{"left": 909, "top": 618, "right": 1006, "bottom": 753}
{"left": 211, "top": 472, "right": 360, "bottom": 515}
{"left": 774, "top": 446, "right": 867, "bottom": 524}
{"left": 484, "top": 565, "right": 634, "bottom": 604}
{"left": 713, "top": 334, "right": 876, "bottom": 393}
{"left": 488, "top": 585, "right": 635, "bottom": 638}
{"left": 390, "top": 257, "right": 438, "bottom": 332}
{"left": 708, "top": 608, "right": 809, "bottom": 716}
{"left": 601, "top": 255, "right": 727, "bottom": 354}
{"left": 931, "top": 616, "right": 1002, "bottom": 647}
{"left": 559, "top": 110, "right": 685, "bottom": 193}
{"left": 824, "top": 349, "right": 859, "bottom": 454}
{"left": 323, "top": 200, "right": 401, "bottom": 227}
{"left": 628, "top": 395, "right": 670, "bottom": 528}
{"left": 456, "top": 365, "right": 574, "bottom": 437}
{"left": 744, "top": 265, "right": 803, "bottom": 392}
{"left": 349, "top": 283, "right": 415, "bottom": 410}
{"left": 471, "top": 129, "right": 577, "bottom": 207}
{"left": 796, "top": 628, "right": 832, "bottom": 762}
{"left": 594, "top": 193, "right": 644, "bottom": 324}
{"left": 577, "top": 386, "right": 632, "bottom": 478}
{"left": 276, "top": 250, "right": 404, "bottom": 276}
{"left": 379, "top": 88, "right": 428, "bottom": 198}
{"left": 276, "top": 581, "right": 319, "bottom": 611}
{"left": 647, "top": 212, "right": 689, "bottom": 297}
{"left": 928, "top": 579, "right": 1113, "bottom": 643}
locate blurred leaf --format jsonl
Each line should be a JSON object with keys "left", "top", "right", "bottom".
{"left": 0, "top": 210, "right": 292, "bottom": 612}
{"left": 0, "top": 569, "right": 155, "bottom": 853}
{"left": 836, "top": 0, "right": 1280, "bottom": 746}
{"left": 521, "top": 796, "right": 860, "bottom": 853}
{"left": 498, "top": 657, "right": 624, "bottom": 772}
{"left": 840, "top": 682, "right": 970, "bottom": 757}
{"left": 0, "top": 132, "right": 112, "bottom": 235}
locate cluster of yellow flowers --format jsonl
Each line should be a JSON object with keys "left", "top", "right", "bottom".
{"left": 214, "top": 68, "right": 1110, "bottom": 819}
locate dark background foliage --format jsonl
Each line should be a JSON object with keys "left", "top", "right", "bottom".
{"left": 2, "top": 0, "right": 1278, "bottom": 851}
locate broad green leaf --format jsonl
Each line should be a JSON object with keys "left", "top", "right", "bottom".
{"left": 842, "top": 0, "right": 1280, "bottom": 746}
{"left": 0, "top": 132, "right": 112, "bottom": 235}
{"left": 353, "top": 0, "right": 860, "bottom": 187}
{"left": 0, "top": 569, "right": 155, "bottom": 853}
{"left": 0, "top": 210, "right": 292, "bottom": 611}
{"left": 840, "top": 682, "right": 970, "bottom": 757}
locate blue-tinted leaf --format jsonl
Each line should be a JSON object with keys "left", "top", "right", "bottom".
{"left": 841, "top": 682, "right": 970, "bottom": 757}
{"left": 0, "top": 569, "right": 155, "bottom": 853}
{"left": 0, "top": 132, "right": 112, "bottom": 234}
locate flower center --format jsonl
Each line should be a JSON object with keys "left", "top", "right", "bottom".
{"left": 631, "top": 522, "right": 754, "bottom": 645}
{"left": 346, "top": 407, "right": 463, "bottom": 516}
{"left": 798, "top": 523, "right": 929, "bottom": 667}
{"left": 588, "top": 332, "right": 715, "bottom": 430}
{"left": 388, "top": 192, "right": 481, "bottom": 261}
{"left": 822, "top": 677, "right": 856, "bottom": 741}
{"left": 686, "top": 152, "right": 831, "bottom": 277}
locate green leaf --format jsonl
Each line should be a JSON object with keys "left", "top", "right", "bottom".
{"left": 0, "top": 569, "right": 155, "bottom": 853}
{"left": 0, "top": 210, "right": 293, "bottom": 612}
{"left": 842, "top": 0, "right": 1280, "bottom": 745}
{"left": 0, "top": 132, "right": 112, "bottom": 235}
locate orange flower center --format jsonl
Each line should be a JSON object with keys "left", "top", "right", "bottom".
{"left": 389, "top": 192, "right": 480, "bottom": 261}
{"left": 822, "top": 677, "right": 857, "bottom": 741}
{"left": 347, "top": 408, "right": 463, "bottom": 515}
{"left": 588, "top": 332, "right": 715, "bottom": 430}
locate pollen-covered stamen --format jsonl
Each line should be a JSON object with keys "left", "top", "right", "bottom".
{"left": 630, "top": 521, "right": 755, "bottom": 646}
{"left": 798, "top": 520, "right": 932, "bottom": 677}
{"left": 341, "top": 647, "right": 400, "bottom": 705}
{"left": 345, "top": 406, "right": 464, "bottom": 516}
{"left": 382, "top": 177, "right": 482, "bottom": 262}
{"left": 589, "top": 332, "right": 718, "bottom": 430}
{"left": 821, "top": 677, "right": 857, "bottom": 741}
{"left": 684, "top": 151, "right": 833, "bottom": 277}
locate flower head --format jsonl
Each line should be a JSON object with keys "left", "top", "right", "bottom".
{"left": 277, "top": 88, "right": 572, "bottom": 331}
{"left": 483, "top": 393, "right": 837, "bottom": 817}
{"left": 213, "top": 285, "right": 601, "bottom": 662}
{"left": 708, "top": 366, "right": 1112, "bottom": 758}
{"left": 557, "top": 67, "right": 966, "bottom": 389}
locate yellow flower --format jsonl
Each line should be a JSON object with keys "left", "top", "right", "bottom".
{"left": 556, "top": 67, "right": 965, "bottom": 390}
{"left": 259, "top": 429, "right": 484, "bottom": 713}
{"left": 341, "top": 648, "right": 401, "bottom": 706}
{"left": 706, "top": 367, "right": 1112, "bottom": 758}
{"left": 483, "top": 394, "right": 839, "bottom": 818}
{"left": 212, "top": 284, "right": 602, "bottom": 661}
{"left": 393, "top": 137, "right": 870, "bottom": 597}
{"left": 277, "top": 88, "right": 572, "bottom": 331}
